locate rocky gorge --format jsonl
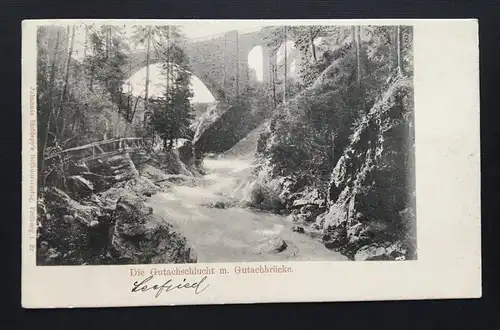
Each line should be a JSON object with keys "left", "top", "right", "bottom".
{"left": 36, "top": 25, "right": 416, "bottom": 265}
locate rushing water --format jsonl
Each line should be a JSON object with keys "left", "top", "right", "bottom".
{"left": 147, "top": 157, "right": 347, "bottom": 262}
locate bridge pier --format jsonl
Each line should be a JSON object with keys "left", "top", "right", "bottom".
{"left": 261, "top": 46, "right": 271, "bottom": 85}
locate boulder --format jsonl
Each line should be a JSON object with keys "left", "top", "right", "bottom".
{"left": 322, "top": 227, "right": 348, "bottom": 250}
{"left": 292, "top": 199, "right": 312, "bottom": 209}
{"left": 247, "top": 183, "right": 284, "bottom": 212}
{"left": 354, "top": 242, "right": 407, "bottom": 261}
{"left": 111, "top": 193, "right": 196, "bottom": 264}
{"left": 97, "top": 187, "right": 125, "bottom": 211}
{"left": 80, "top": 172, "right": 115, "bottom": 192}
{"left": 121, "top": 176, "right": 160, "bottom": 197}
{"left": 140, "top": 164, "right": 169, "bottom": 182}
{"left": 292, "top": 226, "right": 305, "bottom": 234}
{"left": 66, "top": 175, "right": 94, "bottom": 200}
{"left": 247, "top": 236, "right": 288, "bottom": 255}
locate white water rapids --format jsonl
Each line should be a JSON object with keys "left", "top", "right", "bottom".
{"left": 147, "top": 157, "right": 347, "bottom": 262}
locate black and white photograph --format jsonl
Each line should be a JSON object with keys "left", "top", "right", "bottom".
{"left": 35, "top": 21, "right": 415, "bottom": 266}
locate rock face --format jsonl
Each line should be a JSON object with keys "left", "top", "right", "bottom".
{"left": 88, "top": 153, "right": 139, "bottom": 183}
{"left": 110, "top": 193, "right": 196, "bottom": 264}
{"left": 193, "top": 103, "right": 251, "bottom": 154}
{"left": 320, "top": 77, "right": 416, "bottom": 260}
{"left": 193, "top": 100, "right": 268, "bottom": 155}
{"left": 37, "top": 187, "right": 110, "bottom": 265}
{"left": 37, "top": 150, "right": 198, "bottom": 265}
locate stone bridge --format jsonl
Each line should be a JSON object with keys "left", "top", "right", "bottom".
{"left": 127, "top": 29, "right": 273, "bottom": 102}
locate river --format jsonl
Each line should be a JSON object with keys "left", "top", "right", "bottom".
{"left": 147, "top": 157, "right": 348, "bottom": 262}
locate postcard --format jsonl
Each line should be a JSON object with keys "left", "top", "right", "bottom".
{"left": 22, "top": 19, "right": 481, "bottom": 308}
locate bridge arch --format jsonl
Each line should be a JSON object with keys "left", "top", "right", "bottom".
{"left": 126, "top": 55, "right": 225, "bottom": 101}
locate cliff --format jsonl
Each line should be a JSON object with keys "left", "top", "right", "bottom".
{"left": 320, "top": 76, "right": 416, "bottom": 260}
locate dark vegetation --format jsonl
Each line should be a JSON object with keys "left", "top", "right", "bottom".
{"left": 251, "top": 25, "right": 415, "bottom": 260}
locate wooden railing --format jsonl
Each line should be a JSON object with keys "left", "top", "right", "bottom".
{"left": 44, "top": 137, "right": 146, "bottom": 162}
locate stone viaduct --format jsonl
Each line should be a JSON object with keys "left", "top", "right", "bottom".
{"left": 127, "top": 29, "right": 274, "bottom": 103}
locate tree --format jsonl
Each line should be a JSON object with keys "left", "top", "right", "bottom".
{"left": 236, "top": 30, "right": 240, "bottom": 99}
{"left": 309, "top": 26, "right": 318, "bottom": 62}
{"left": 269, "top": 52, "right": 277, "bottom": 109}
{"left": 56, "top": 24, "right": 76, "bottom": 139}
{"left": 353, "top": 25, "right": 362, "bottom": 84}
{"left": 144, "top": 26, "right": 152, "bottom": 114}
{"left": 132, "top": 26, "right": 179, "bottom": 120}
{"left": 40, "top": 26, "right": 62, "bottom": 169}
{"left": 290, "top": 26, "right": 324, "bottom": 63}
{"left": 396, "top": 26, "right": 402, "bottom": 75}
{"left": 131, "top": 26, "right": 153, "bottom": 116}
{"left": 149, "top": 30, "right": 194, "bottom": 151}
{"left": 264, "top": 26, "right": 292, "bottom": 104}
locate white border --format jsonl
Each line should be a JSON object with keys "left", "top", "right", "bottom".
{"left": 22, "top": 19, "right": 481, "bottom": 308}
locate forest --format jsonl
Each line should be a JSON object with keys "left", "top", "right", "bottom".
{"left": 37, "top": 25, "right": 197, "bottom": 186}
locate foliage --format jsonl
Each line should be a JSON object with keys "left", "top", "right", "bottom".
{"left": 85, "top": 26, "right": 130, "bottom": 98}
{"left": 147, "top": 30, "right": 195, "bottom": 150}
{"left": 261, "top": 25, "right": 414, "bottom": 189}
{"left": 37, "top": 25, "right": 137, "bottom": 187}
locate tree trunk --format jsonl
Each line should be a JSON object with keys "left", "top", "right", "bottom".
{"left": 396, "top": 26, "right": 402, "bottom": 75}
{"left": 83, "top": 25, "right": 87, "bottom": 60}
{"left": 270, "top": 55, "right": 276, "bottom": 109}
{"left": 57, "top": 25, "right": 76, "bottom": 139}
{"left": 104, "top": 120, "right": 108, "bottom": 140}
{"left": 105, "top": 26, "right": 110, "bottom": 59}
{"left": 60, "top": 26, "right": 75, "bottom": 105}
{"left": 309, "top": 27, "right": 317, "bottom": 62}
{"left": 41, "top": 28, "right": 61, "bottom": 185}
{"left": 235, "top": 30, "right": 240, "bottom": 99}
{"left": 283, "top": 26, "right": 288, "bottom": 104}
{"left": 43, "top": 28, "right": 51, "bottom": 80}
{"left": 90, "top": 32, "right": 95, "bottom": 91}
{"left": 223, "top": 33, "right": 227, "bottom": 99}
{"left": 66, "top": 26, "right": 70, "bottom": 55}
{"left": 166, "top": 26, "right": 170, "bottom": 98}
{"left": 353, "top": 26, "right": 361, "bottom": 84}
{"left": 144, "top": 26, "right": 152, "bottom": 116}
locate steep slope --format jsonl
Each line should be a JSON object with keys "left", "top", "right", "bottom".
{"left": 320, "top": 76, "right": 416, "bottom": 260}
{"left": 223, "top": 121, "right": 269, "bottom": 160}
